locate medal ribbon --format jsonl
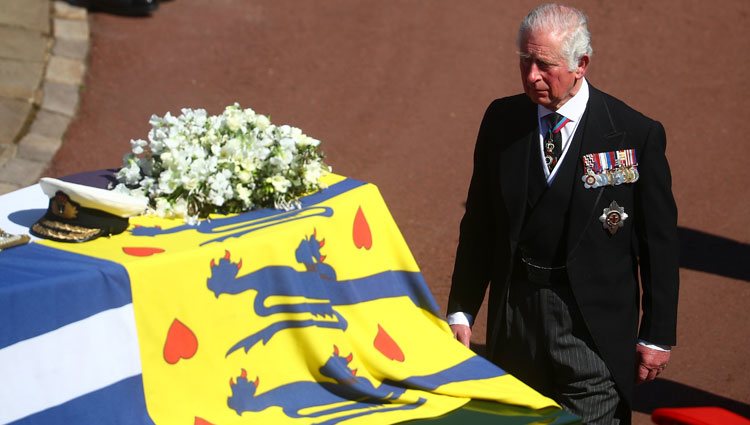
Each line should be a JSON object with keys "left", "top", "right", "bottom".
{"left": 581, "top": 149, "right": 639, "bottom": 188}
{"left": 551, "top": 116, "right": 571, "bottom": 134}
{"left": 625, "top": 149, "right": 637, "bottom": 166}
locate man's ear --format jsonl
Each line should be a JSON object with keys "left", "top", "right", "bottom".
{"left": 576, "top": 55, "right": 590, "bottom": 79}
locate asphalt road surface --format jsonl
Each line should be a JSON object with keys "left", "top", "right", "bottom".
{"left": 46, "top": 1, "right": 750, "bottom": 423}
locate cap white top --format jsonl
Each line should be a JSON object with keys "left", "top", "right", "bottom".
{"left": 39, "top": 177, "right": 147, "bottom": 218}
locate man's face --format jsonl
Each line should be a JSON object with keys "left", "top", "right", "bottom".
{"left": 518, "top": 30, "right": 588, "bottom": 110}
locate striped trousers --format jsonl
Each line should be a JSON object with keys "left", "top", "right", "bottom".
{"left": 494, "top": 278, "right": 629, "bottom": 424}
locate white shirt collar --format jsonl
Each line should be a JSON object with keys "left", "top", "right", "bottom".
{"left": 537, "top": 78, "right": 589, "bottom": 123}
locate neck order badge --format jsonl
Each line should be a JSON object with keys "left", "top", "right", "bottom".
{"left": 544, "top": 113, "right": 570, "bottom": 173}
{"left": 40, "top": 174, "right": 556, "bottom": 424}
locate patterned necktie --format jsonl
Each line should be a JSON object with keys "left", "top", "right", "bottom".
{"left": 544, "top": 112, "right": 567, "bottom": 173}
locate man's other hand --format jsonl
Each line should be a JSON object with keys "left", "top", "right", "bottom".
{"left": 450, "top": 324, "right": 472, "bottom": 347}
{"left": 636, "top": 344, "right": 671, "bottom": 384}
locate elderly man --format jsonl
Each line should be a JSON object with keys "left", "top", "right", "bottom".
{"left": 447, "top": 3, "right": 679, "bottom": 423}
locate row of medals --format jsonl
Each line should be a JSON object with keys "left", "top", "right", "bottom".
{"left": 582, "top": 165, "right": 639, "bottom": 189}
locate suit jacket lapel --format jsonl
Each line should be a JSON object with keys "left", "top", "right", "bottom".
{"left": 500, "top": 111, "right": 537, "bottom": 243}
{"left": 567, "top": 86, "right": 627, "bottom": 257}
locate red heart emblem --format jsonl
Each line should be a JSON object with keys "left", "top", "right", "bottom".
{"left": 163, "top": 319, "right": 198, "bottom": 364}
{"left": 374, "top": 324, "right": 404, "bottom": 362}
{"left": 353, "top": 206, "right": 372, "bottom": 250}
{"left": 122, "top": 247, "right": 165, "bottom": 257}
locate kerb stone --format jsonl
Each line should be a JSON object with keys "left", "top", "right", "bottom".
{"left": 46, "top": 56, "right": 86, "bottom": 85}
{"left": 54, "top": 1, "right": 87, "bottom": 20}
{"left": 29, "top": 109, "right": 71, "bottom": 140}
{"left": 54, "top": 18, "right": 89, "bottom": 41}
{"left": 41, "top": 81, "right": 79, "bottom": 117}
{"left": 53, "top": 38, "right": 89, "bottom": 61}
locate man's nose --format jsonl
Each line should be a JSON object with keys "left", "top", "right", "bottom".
{"left": 524, "top": 63, "right": 541, "bottom": 84}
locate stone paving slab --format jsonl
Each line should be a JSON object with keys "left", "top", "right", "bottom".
{"left": 0, "top": 26, "right": 50, "bottom": 62}
{"left": 17, "top": 133, "right": 62, "bottom": 163}
{"left": 0, "top": 98, "right": 33, "bottom": 146}
{"left": 0, "top": 0, "right": 50, "bottom": 33}
{"left": 0, "top": 157, "right": 46, "bottom": 187}
{"left": 0, "top": 182, "right": 19, "bottom": 194}
{"left": 0, "top": 58, "right": 45, "bottom": 101}
{"left": 0, "top": 143, "right": 17, "bottom": 164}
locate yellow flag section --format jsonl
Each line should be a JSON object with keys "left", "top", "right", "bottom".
{"left": 39, "top": 175, "right": 556, "bottom": 424}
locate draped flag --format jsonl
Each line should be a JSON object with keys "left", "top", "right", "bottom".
{"left": 24, "top": 175, "right": 556, "bottom": 424}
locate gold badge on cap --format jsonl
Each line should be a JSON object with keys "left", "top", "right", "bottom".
{"left": 51, "top": 191, "right": 79, "bottom": 219}
{"left": 599, "top": 200, "right": 628, "bottom": 235}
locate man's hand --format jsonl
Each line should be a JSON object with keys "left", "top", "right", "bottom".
{"left": 636, "top": 344, "right": 670, "bottom": 384}
{"left": 450, "top": 324, "right": 472, "bottom": 348}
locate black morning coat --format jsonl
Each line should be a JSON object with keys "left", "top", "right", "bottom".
{"left": 447, "top": 84, "right": 680, "bottom": 405}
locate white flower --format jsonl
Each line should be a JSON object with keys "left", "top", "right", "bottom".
{"left": 172, "top": 197, "right": 190, "bottom": 218}
{"left": 117, "top": 157, "right": 143, "bottom": 185}
{"left": 235, "top": 183, "right": 252, "bottom": 204}
{"left": 226, "top": 110, "right": 245, "bottom": 132}
{"left": 154, "top": 197, "right": 172, "bottom": 217}
{"left": 237, "top": 170, "right": 252, "bottom": 183}
{"left": 157, "top": 169, "right": 179, "bottom": 194}
{"left": 269, "top": 150, "right": 294, "bottom": 170}
{"left": 255, "top": 114, "right": 270, "bottom": 130}
{"left": 130, "top": 139, "right": 148, "bottom": 155}
{"left": 266, "top": 175, "right": 291, "bottom": 193}
{"left": 279, "top": 137, "right": 297, "bottom": 152}
{"left": 303, "top": 161, "right": 325, "bottom": 186}
{"left": 116, "top": 103, "right": 330, "bottom": 223}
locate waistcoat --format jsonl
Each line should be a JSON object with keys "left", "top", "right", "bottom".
{"left": 517, "top": 116, "right": 587, "bottom": 267}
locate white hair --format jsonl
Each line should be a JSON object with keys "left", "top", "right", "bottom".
{"left": 517, "top": 3, "right": 593, "bottom": 71}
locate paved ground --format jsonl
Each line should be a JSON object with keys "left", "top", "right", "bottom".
{"left": 0, "top": 0, "right": 88, "bottom": 192}
{"left": 2, "top": 1, "right": 748, "bottom": 423}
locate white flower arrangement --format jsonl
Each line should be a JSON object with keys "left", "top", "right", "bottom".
{"left": 114, "top": 103, "right": 331, "bottom": 224}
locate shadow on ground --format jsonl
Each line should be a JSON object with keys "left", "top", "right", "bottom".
{"left": 679, "top": 227, "right": 750, "bottom": 282}
{"left": 633, "top": 378, "right": 750, "bottom": 417}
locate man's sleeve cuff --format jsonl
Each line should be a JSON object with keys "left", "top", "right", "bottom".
{"left": 638, "top": 339, "right": 671, "bottom": 351}
{"left": 447, "top": 312, "right": 474, "bottom": 327}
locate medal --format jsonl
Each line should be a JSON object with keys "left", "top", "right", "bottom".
{"left": 581, "top": 149, "right": 639, "bottom": 189}
{"left": 599, "top": 200, "right": 628, "bottom": 235}
{"left": 613, "top": 169, "right": 625, "bottom": 185}
{"left": 582, "top": 170, "right": 598, "bottom": 189}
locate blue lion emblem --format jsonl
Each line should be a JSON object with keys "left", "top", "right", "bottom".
{"left": 227, "top": 345, "right": 424, "bottom": 424}
{"left": 206, "top": 231, "right": 440, "bottom": 355}
{"left": 227, "top": 346, "right": 506, "bottom": 424}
